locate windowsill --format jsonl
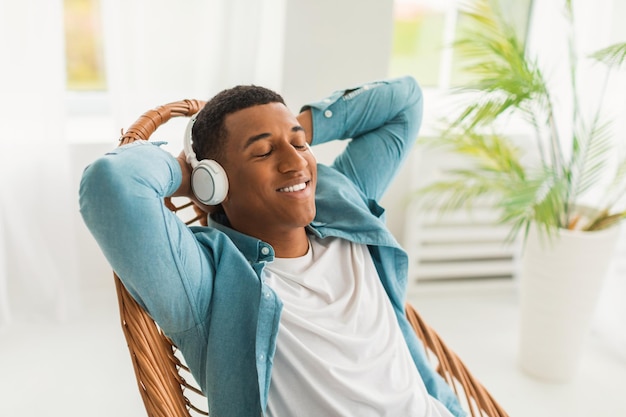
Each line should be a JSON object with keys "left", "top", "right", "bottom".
{"left": 63, "top": 88, "right": 536, "bottom": 144}
{"left": 65, "top": 91, "right": 117, "bottom": 145}
{"left": 65, "top": 115, "right": 118, "bottom": 145}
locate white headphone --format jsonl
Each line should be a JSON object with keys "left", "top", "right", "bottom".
{"left": 183, "top": 113, "right": 229, "bottom": 205}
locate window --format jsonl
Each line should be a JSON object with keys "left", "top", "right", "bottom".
{"left": 63, "top": 0, "right": 107, "bottom": 91}
{"left": 389, "top": 0, "right": 534, "bottom": 89}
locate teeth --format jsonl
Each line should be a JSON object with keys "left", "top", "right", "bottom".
{"left": 279, "top": 183, "right": 306, "bottom": 193}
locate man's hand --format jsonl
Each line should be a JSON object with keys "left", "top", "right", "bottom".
{"left": 174, "top": 150, "right": 193, "bottom": 197}
{"left": 297, "top": 109, "right": 313, "bottom": 144}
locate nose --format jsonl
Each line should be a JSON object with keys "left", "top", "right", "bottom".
{"left": 277, "top": 144, "right": 309, "bottom": 173}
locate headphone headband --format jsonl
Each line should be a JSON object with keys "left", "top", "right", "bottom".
{"left": 183, "top": 114, "right": 200, "bottom": 168}
{"left": 183, "top": 113, "right": 229, "bottom": 205}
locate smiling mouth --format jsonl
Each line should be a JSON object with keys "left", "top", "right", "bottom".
{"left": 278, "top": 181, "right": 309, "bottom": 193}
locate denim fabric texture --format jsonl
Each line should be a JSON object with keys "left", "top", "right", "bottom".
{"left": 79, "top": 76, "right": 466, "bottom": 417}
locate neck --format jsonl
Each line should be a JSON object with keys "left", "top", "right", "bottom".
{"left": 262, "top": 227, "right": 310, "bottom": 258}
{"left": 222, "top": 214, "right": 310, "bottom": 258}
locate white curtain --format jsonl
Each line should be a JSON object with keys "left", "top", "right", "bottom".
{"left": 0, "top": 203, "right": 8, "bottom": 325}
{"left": 101, "top": 0, "right": 286, "bottom": 133}
{"left": 0, "top": 0, "right": 80, "bottom": 326}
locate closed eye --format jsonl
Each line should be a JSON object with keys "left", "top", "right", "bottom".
{"left": 254, "top": 149, "right": 273, "bottom": 158}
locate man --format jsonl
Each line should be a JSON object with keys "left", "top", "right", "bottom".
{"left": 79, "top": 76, "right": 466, "bottom": 417}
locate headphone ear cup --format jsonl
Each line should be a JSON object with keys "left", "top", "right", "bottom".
{"left": 190, "top": 159, "right": 229, "bottom": 205}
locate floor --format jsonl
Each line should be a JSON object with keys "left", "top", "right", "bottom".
{"left": 407, "top": 279, "right": 626, "bottom": 417}
{"left": 1, "top": 279, "right": 625, "bottom": 417}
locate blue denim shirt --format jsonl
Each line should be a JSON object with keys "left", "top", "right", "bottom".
{"left": 79, "top": 76, "right": 466, "bottom": 417}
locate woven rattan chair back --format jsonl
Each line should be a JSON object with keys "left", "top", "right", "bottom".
{"left": 114, "top": 99, "right": 509, "bottom": 417}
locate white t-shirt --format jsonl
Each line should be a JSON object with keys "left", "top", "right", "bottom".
{"left": 263, "top": 236, "right": 454, "bottom": 417}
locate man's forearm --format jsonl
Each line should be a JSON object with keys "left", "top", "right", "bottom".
{"left": 300, "top": 76, "right": 423, "bottom": 202}
{"left": 304, "top": 76, "right": 422, "bottom": 147}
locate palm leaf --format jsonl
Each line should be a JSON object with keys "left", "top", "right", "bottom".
{"left": 427, "top": 127, "right": 527, "bottom": 180}
{"left": 583, "top": 154, "right": 626, "bottom": 230}
{"left": 585, "top": 210, "right": 626, "bottom": 231}
{"left": 590, "top": 42, "right": 626, "bottom": 69}
{"left": 601, "top": 153, "right": 626, "bottom": 210}
{"left": 499, "top": 168, "right": 568, "bottom": 234}
{"left": 567, "top": 119, "right": 612, "bottom": 203}
{"left": 414, "top": 0, "right": 626, "bottom": 241}
{"left": 452, "top": 0, "right": 552, "bottom": 148}
{"left": 413, "top": 176, "right": 499, "bottom": 213}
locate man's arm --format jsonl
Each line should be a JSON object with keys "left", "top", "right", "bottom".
{"left": 302, "top": 76, "right": 423, "bottom": 202}
{"left": 79, "top": 141, "right": 215, "bottom": 334}
{"left": 296, "top": 109, "right": 313, "bottom": 145}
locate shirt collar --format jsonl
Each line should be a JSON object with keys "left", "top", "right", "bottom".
{"left": 209, "top": 213, "right": 275, "bottom": 264}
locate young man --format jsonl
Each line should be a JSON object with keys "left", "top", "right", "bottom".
{"left": 79, "top": 76, "right": 466, "bottom": 417}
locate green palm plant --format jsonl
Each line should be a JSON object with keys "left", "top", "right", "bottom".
{"left": 417, "top": 0, "right": 626, "bottom": 241}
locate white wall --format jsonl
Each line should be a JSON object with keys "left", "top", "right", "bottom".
{"left": 279, "top": 0, "right": 413, "bottom": 241}
{"left": 280, "top": 0, "right": 394, "bottom": 106}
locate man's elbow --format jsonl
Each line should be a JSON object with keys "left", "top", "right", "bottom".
{"left": 400, "top": 76, "right": 424, "bottom": 146}
{"left": 79, "top": 155, "right": 128, "bottom": 229}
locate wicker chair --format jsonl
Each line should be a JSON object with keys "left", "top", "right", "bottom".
{"left": 114, "top": 100, "right": 509, "bottom": 417}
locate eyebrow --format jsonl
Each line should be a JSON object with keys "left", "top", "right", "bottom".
{"left": 243, "top": 126, "right": 305, "bottom": 149}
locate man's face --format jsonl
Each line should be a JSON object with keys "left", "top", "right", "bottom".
{"left": 219, "top": 102, "right": 317, "bottom": 240}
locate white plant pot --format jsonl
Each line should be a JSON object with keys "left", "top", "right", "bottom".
{"left": 518, "top": 225, "right": 620, "bottom": 382}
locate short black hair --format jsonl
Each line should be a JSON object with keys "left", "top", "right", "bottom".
{"left": 192, "top": 85, "right": 286, "bottom": 162}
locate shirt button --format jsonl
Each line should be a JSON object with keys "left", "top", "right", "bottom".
{"left": 324, "top": 110, "right": 333, "bottom": 118}
{"left": 258, "top": 354, "right": 265, "bottom": 361}
{"left": 264, "top": 291, "right": 271, "bottom": 299}
{"left": 261, "top": 246, "right": 270, "bottom": 255}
